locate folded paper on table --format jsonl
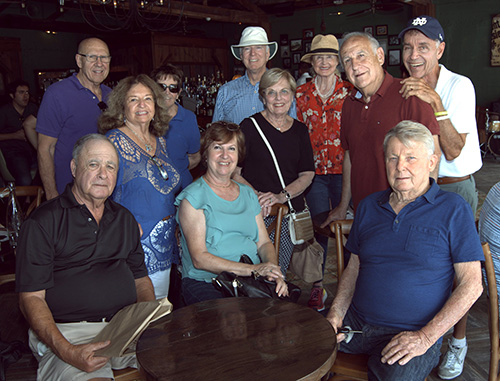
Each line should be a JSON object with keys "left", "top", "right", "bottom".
{"left": 91, "top": 297, "right": 173, "bottom": 357}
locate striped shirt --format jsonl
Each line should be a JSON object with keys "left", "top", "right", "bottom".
{"left": 479, "top": 181, "right": 500, "bottom": 308}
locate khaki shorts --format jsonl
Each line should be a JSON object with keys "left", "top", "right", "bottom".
{"left": 29, "top": 322, "right": 137, "bottom": 381}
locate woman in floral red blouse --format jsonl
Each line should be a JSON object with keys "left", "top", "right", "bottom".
{"left": 296, "top": 34, "right": 354, "bottom": 312}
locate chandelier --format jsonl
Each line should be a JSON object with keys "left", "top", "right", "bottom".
{"left": 76, "top": 0, "right": 185, "bottom": 32}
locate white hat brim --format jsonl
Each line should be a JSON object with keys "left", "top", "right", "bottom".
{"left": 230, "top": 41, "right": 278, "bottom": 60}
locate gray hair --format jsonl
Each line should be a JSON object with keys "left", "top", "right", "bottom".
{"left": 383, "top": 120, "right": 435, "bottom": 158}
{"left": 259, "top": 68, "right": 297, "bottom": 99}
{"left": 403, "top": 29, "right": 442, "bottom": 49}
{"left": 339, "top": 32, "right": 381, "bottom": 69}
{"left": 72, "top": 133, "right": 118, "bottom": 166}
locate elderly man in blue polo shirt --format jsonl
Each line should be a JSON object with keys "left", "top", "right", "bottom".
{"left": 213, "top": 26, "right": 296, "bottom": 124}
{"left": 326, "top": 121, "right": 483, "bottom": 381}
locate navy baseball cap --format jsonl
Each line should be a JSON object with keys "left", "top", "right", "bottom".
{"left": 398, "top": 15, "right": 445, "bottom": 42}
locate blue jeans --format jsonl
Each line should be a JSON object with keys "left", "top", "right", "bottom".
{"left": 182, "top": 277, "right": 224, "bottom": 306}
{"left": 340, "top": 308, "right": 441, "bottom": 381}
{"left": 305, "top": 174, "right": 342, "bottom": 280}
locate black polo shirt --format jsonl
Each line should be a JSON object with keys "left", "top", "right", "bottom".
{"left": 16, "top": 184, "right": 148, "bottom": 322}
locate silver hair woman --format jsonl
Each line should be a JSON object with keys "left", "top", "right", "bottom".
{"left": 234, "top": 67, "right": 315, "bottom": 277}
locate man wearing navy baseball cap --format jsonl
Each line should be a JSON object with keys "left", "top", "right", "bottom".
{"left": 399, "top": 15, "right": 482, "bottom": 380}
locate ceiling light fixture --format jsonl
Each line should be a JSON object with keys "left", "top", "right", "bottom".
{"left": 77, "top": 0, "right": 185, "bottom": 32}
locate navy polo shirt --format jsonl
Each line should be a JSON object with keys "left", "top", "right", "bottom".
{"left": 347, "top": 179, "right": 483, "bottom": 331}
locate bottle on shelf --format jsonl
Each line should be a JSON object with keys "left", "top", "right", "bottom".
{"left": 5, "top": 182, "right": 25, "bottom": 249}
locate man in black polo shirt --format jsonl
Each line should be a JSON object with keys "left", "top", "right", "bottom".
{"left": 16, "top": 133, "right": 154, "bottom": 380}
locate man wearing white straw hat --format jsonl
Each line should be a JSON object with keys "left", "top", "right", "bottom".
{"left": 213, "top": 26, "right": 296, "bottom": 124}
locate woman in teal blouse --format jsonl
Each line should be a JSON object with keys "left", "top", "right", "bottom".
{"left": 175, "top": 121, "right": 288, "bottom": 305}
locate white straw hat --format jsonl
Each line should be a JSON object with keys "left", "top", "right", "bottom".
{"left": 231, "top": 26, "right": 278, "bottom": 60}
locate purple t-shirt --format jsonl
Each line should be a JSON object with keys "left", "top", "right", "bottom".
{"left": 36, "top": 73, "right": 111, "bottom": 194}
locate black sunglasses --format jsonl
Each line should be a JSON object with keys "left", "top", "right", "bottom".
{"left": 158, "top": 83, "right": 180, "bottom": 93}
{"left": 97, "top": 101, "right": 108, "bottom": 111}
{"left": 150, "top": 155, "right": 169, "bottom": 181}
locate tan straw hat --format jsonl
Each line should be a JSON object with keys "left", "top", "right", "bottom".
{"left": 301, "top": 34, "right": 339, "bottom": 63}
{"left": 231, "top": 26, "right": 278, "bottom": 60}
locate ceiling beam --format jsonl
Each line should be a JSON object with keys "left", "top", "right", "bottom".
{"left": 79, "top": 0, "right": 269, "bottom": 26}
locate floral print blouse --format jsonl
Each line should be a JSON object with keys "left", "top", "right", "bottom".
{"left": 296, "top": 74, "right": 354, "bottom": 175}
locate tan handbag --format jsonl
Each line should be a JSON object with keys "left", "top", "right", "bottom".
{"left": 289, "top": 238, "right": 323, "bottom": 283}
{"left": 289, "top": 208, "right": 314, "bottom": 245}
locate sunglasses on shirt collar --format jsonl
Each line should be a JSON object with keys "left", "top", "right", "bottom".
{"left": 97, "top": 101, "right": 108, "bottom": 111}
{"left": 158, "top": 83, "right": 181, "bottom": 93}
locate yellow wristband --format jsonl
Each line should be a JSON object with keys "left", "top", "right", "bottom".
{"left": 434, "top": 111, "right": 448, "bottom": 117}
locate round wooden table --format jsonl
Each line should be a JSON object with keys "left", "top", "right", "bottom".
{"left": 136, "top": 297, "right": 337, "bottom": 380}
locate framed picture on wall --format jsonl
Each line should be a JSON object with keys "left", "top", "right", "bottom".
{"left": 378, "top": 38, "right": 388, "bottom": 55}
{"left": 290, "top": 39, "right": 302, "bottom": 52}
{"left": 376, "top": 25, "right": 388, "bottom": 36}
{"left": 280, "top": 34, "right": 289, "bottom": 45}
{"left": 388, "top": 49, "right": 401, "bottom": 66}
{"left": 293, "top": 53, "right": 301, "bottom": 64}
{"left": 388, "top": 35, "right": 400, "bottom": 46}
{"left": 283, "top": 58, "right": 291, "bottom": 68}
{"left": 303, "top": 28, "right": 314, "bottom": 40}
{"left": 363, "top": 26, "right": 373, "bottom": 36}
{"left": 281, "top": 45, "right": 290, "bottom": 58}
{"left": 491, "top": 14, "right": 500, "bottom": 66}
{"left": 305, "top": 42, "right": 312, "bottom": 53}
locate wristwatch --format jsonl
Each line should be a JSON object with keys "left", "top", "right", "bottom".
{"left": 281, "top": 189, "right": 291, "bottom": 201}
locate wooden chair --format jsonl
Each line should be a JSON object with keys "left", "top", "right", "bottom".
{"left": 113, "top": 367, "right": 144, "bottom": 380}
{"left": 267, "top": 203, "right": 288, "bottom": 254}
{"left": 482, "top": 241, "right": 500, "bottom": 381}
{"left": 0, "top": 185, "right": 44, "bottom": 286}
{"left": 328, "top": 219, "right": 368, "bottom": 381}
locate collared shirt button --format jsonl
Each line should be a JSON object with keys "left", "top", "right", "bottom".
{"left": 365, "top": 105, "right": 368, "bottom": 109}
{"left": 395, "top": 219, "right": 399, "bottom": 224}
{"left": 88, "top": 217, "right": 92, "bottom": 222}
{"left": 94, "top": 231, "right": 97, "bottom": 234}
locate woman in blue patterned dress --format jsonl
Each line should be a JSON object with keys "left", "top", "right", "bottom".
{"left": 99, "top": 74, "right": 180, "bottom": 299}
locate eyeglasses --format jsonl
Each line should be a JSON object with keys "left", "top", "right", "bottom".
{"left": 78, "top": 53, "right": 112, "bottom": 63}
{"left": 97, "top": 101, "right": 108, "bottom": 111}
{"left": 157, "top": 83, "right": 180, "bottom": 93}
{"left": 264, "top": 88, "right": 292, "bottom": 99}
{"left": 150, "top": 155, "right": 169, "bottom": 181}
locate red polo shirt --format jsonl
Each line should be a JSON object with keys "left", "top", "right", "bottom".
{"left": 340, "top": 71, "right": 440, "bottom": 210}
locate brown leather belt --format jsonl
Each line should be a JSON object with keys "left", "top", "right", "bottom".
{"left": 437, "top": 175, "right": 470, "bottom": 185}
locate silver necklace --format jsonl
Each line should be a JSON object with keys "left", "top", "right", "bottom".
{"left": 315, "top": 76, "right": 336, "bottom": 100}
{"left": 125, "top": 123, "right": 154, "bottom": 153}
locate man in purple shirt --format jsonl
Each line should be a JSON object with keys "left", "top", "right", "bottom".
{"left": 36, "top": 38, "right": 112, "bottom": 199}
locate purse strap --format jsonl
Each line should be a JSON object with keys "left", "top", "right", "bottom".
{"left": 249, "top": 116, "right": 295, "bottom": 213}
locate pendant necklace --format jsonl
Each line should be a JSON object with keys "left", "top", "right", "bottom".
{"left": 125, "top": 123, "right": 154, "bottom": 153}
